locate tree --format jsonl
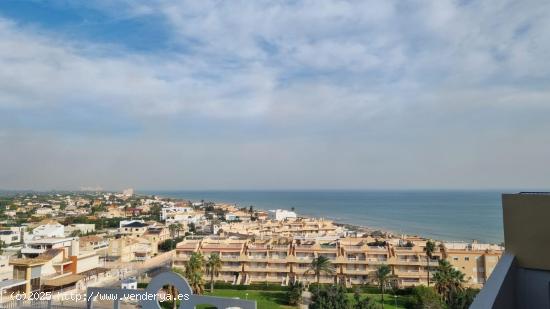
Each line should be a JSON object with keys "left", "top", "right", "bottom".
{"left": 287, "top": 281, "right": 304, "bottom": 306}
{"left": 353, "top": 288, "right": 379, "bottom": 309}
{"left": 205, "top": 253, "right": 222, "bottom": 293}
{"left": 406, "top": 286, "right": 444, "bottom": 309}
{"left": 184, "top": 252, "right": 205, "bottom": 295}
{"left": 168, "top": 224, "right": 178, "bottom": 239}
{"left": 170, "top": 267, "right": 187, "bottom": 309}
{"left": 174, "top": 223, "right": 183, "bottom": 238}
{"left": 425, "top": 240, "right": 436, "bottom": 286}
{"left": 310, "top": 284, "right": 348, "bottom": 309}
{"left": 371, "top": 264, "right": 394, "bottom": 307}
{"left": 433, "top": 259, "right": 465, "bottom": 305}
{"left": 447, "top": 288, "right": 479, "bottom": 309}
{"left": 306, "top": 256, "right": 335, "bottom": 294}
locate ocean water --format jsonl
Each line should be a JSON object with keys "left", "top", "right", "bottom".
{"left": 143, "top": 190, "right": 505, "bottom": 244}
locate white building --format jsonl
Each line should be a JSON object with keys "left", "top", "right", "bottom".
{"left": 65, "top": 224, "right": 96, "bottom": 236}
{"left": 21, "top": 237, "right": 77, "bottom": 258}
{"left": 122, "top": 188, "right": 134, "bottom": 197}
{"left": 0, "top": 256, "right": 12, "bottom": 281}
{"left": 32, "top": 223, "right": 65, "bottom": 238}
{"left": 160, "top": 207, "right": 192, "bottom": 221}
{"left": 269, "top": 209, "right": 297, "bottom": 221}
{"left": 225, "top": 214, "right": 239, "bottom": 221}
{"left": 0, "top": 227, "right": 22, "bottom": 245}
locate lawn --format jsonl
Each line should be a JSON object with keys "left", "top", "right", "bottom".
{"left": 196, "top": 289, "right": 296, "bottom": 309}
{"left": 347, "top": 293, "right": 408, "bottom": 309}
{"left": 193, "top": 289, "right": 408, "bottom": 309}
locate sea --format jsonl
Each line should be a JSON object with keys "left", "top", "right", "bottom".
{"left": 142, "top": 190, "right": 506, "bottom": 244}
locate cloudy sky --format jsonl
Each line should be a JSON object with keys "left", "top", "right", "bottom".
{"left": 0, "top": 0, "right": 549, "bottom": 190}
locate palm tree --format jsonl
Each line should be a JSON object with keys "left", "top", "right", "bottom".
{"left": 168, "top": 224, "right": 178, "bottom": 239}
{"left": 170, "top": 267, "right": 186, "bottom": 309}
{"left": 306, "top": 255, "right": 335, "bottom": 294}
{"left": 425, "top": 240, "right": 436, "bottom": 286}
{"left": 286, "top": 281, "right": 304, "bottom": 306}
{"left": 206, "top": 253, "right": 222, "bottom": 293}
{"left": 371, "top": 264, "right": 393, "bottom": 307}
{"left": 184, "top": 252, "right": 205, "bottom": 295}
{"left": 175, "top": 223, "right": 183, "bottom": 238}
{"left": 433, "top": 259, "right": 465, "bottom": 304}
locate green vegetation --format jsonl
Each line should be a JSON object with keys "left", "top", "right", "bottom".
{"left": 371, "top": 264, "right": 395, "bottom": 307}
{"left": 404, "top": 285, "right": 443, "bottom": 309}
{"left": 433, "top": 259, "right": 465, "bottom": 304}
{"left": 311, "top": 284, "right": 349, "bottom": 309}
{"left": 424, "top": 240, "right": 436, "bottom": 287}
{"left": 184, "top": 252, "right": 206, "bottom": 294}
{"left": 286, "top": 281, "right": 304, "bottom": 306}
{"left": 205, "top": 253, "right": 222, "bottom": 293}
{"left": 306, "top": 255, "right": 335, "bottom": 294}
{"left": 197, "top": 289, "right": 295, "bottom": 309}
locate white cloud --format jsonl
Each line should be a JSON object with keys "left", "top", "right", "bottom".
{"left": 1, "top": 0, "right": 550, "bottom": 189}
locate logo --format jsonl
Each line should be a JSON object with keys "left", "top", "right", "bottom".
{"left": 86, "top": 271, "right": 256, "bottom": 309}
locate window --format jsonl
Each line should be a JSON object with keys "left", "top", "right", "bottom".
{"left": 465, "top": 257, "right": 470, "bottom": 261}
{"left": 453, "top": 257, "right": 458, "bottom": 261}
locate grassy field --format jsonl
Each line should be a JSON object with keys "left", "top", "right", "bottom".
{"left": 192, "top": 289, "right": 408, "bottom": 309}
{"left": 196, "top": 289, "right": 296, "bottom": 309}
{"left": 347, "top": 293, "right": 408, "bottom": 309}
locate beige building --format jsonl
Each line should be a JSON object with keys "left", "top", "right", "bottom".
{"left": 175, "top": 235, "right": 502, "bottom": 288}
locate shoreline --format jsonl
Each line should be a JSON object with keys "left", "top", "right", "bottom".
{"left": 150, "top": 192, "right": 502, "bottom": 245}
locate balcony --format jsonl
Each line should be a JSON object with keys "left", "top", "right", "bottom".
{"left": 221, "top": 265, "right": 242, "bottom": 272}
{"left": 343, "top": 268, "right": 369, "bottom": 274}
{"left": 366, "top": 258, "right": 388, "bottom": 265}
{"left": 367, "top": 246, "right": 387, "bottom": 251}
{"left": 220, "top": 255, "right": 241, "bottom": 261}
{"left": 295, "top": 255, "right": 314, "bottom": 262}
{"left": 247, "top": 254, "right": 269, "bottom": 261}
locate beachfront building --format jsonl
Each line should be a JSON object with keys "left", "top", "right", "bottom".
{"left": 269, "top": 209, "right": 297, "bottom": 221}
{"left": 174, "top": 236, "right": 247, "bottom": 284}
{"left": 218, "top": 217, "right": 345, "bottom": 239}
{"left": 174, "top": 235, "right": 502, "bottom": 289}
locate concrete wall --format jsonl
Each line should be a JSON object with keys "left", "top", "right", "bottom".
{"left": 502, "top": 194, "right": 550, "bottom": 270}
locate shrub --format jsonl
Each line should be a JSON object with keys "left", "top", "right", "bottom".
{"left": 404, "top": 286, "right": 444, "bottom": 309}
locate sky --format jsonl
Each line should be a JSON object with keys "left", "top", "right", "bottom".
{"left": 0, "top": 0, "right": 549, "bottom": 191}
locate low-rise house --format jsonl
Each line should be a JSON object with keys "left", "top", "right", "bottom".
{"left": 65, "top": 224, "right": 96, "bottom": 236}
{"left": 9, "top": 238, "right": 104, "bottom": 296}
{"left": 107, "top": 236, "right": 154, "bottom": 262}
{"left": 119, "top": 220, "right": 148, "bottom": 237}
{"left": 0, "top": 228, "right": 22, "bottom": 245}
{"left": 269, "top": 209, "right": 297, "bottom": 221}
{"left": 31, "top": 223, "right": 65, "bottom": 239}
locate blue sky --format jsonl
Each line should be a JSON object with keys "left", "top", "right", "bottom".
{"left": 0, "top": 0, "right": 549, "bottom": 190}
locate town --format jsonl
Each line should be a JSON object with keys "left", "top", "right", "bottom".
{"left": 0, "top": 189, "right": 503, "bottom": 308}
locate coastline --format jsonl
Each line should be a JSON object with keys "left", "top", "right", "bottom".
{"left": 147, "top": 191, "right": 502, "bottom": 245}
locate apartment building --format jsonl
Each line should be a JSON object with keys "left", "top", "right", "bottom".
{"left": 219, "top": 218, "right": 345, "bottom": 239}
{"left": 174, "top": 235, "right": 502, "bottom": 288}
{"left": 9, "top": 238, "right": 103, "bottom": 296}
{"left": 442, "top": 242, "right": 501, "bottom": 287}
{"left": 175, "top": 237, "right": 247, "bottom": 284}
